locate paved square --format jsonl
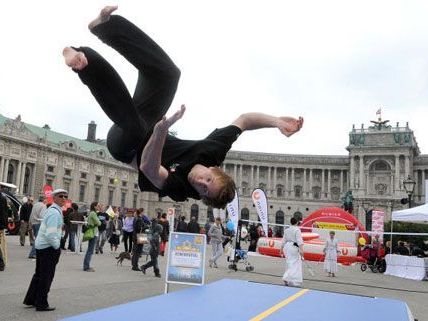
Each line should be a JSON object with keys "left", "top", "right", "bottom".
{"left": 0, "top": 235, "right": 426, "bottom": 321}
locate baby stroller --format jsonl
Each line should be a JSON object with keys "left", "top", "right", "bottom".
{"left": 360, "top": 244, "right": 386, "bottom": 273}
{"left": 227, "top": 221, "right": 255, "bottom": 272}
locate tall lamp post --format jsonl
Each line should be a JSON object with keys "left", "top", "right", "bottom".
{"left": 403, "top": 176, "right": 416, "bottom": 209}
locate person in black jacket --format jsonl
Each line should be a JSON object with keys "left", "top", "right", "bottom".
{"left": 159, "top": 213, "right": 170, "bottom": 256}
{"left": 19, "top": 197, "right": 33, "bottom": 246}
{"left": 131, "top": 208, "right": 147, "bottom": 271}
{"left": 141, "top": 218, "right": 163, "bottom": 277}
{"left": 248, "top": 224, "right": 259, "bottom": 252}
{"left": 0, "top": 191, "right": 8, "bottom": 271}
{"left": 187, "top": 216, "right": 200, "bottom": 234}
{"left": 176, "top": 216, "right": 188, "bottom": 232}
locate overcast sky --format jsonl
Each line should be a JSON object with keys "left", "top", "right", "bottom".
{"left": 1, "top": 0, "right": 428, "bottom": 156}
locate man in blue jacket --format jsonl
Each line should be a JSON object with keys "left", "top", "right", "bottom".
{"left": 23, "top": 189, "right": 67, "bottom": 312}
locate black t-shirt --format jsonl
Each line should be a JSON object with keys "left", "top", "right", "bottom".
{"left": 137, "top": 125, "right": 242, "bottom": 202}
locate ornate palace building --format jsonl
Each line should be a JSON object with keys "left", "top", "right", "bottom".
{"left": 0, "top": 113, "right": 426, "bottom": 229}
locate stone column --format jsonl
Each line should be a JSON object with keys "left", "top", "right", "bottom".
{"left": 251, "top": 165, "right": 254, "bottom": 189}
{"left": 0, "top": 158, "right": 4, "bottom": 182}
{"left": 238, "top": 164, "right": 243, "bottom": 193}
{"left": 422, "top": 170, "right": 426, "bottom": 203}
{"left": 267, "top": 167, "right": 271, "bottom": 196}
{"left": 273, "top": 167, "right": 277, "bottom": 197}
{"left": 394, "top": 155, "right": 400, "bottom": 192}
{"left": 20, "top": 162, "right": 27, "bottom": 194}
{"left": 350, "top": 156, "right": 355, "bottom": 189}
{"left": 233, "top": 164, "right": 237, "bottom": 182}
{"left": 413, "top": 170, "right": 419, "bottom": 200}
{"left": 256, "top": 166, "right": 260, "bottom": 189}
{"left": 327, "top": 169, "right": 331, "bottom": 198}
{"left": 285, "top": 168, "right": 289, "bottom": 193}
{"left": 340, "top": 170, "right": 343, "bottom": 194}
{"left": 302, "top": 168, "right": 307, "bottom": 198}
{"left": 4, "top": 159, "right": 10, "bottom": 182}
{"left": 404, "top": 156, "right": 410, "bottom": 180}
{"left": 366, "top": 173, "right": 369, "bottom": 194}
{"left": 359, "top": 155, "right": 364, "bottom": 190}
{"left": 309, "top": 169, "right": 313, "bottom": 198}
{"left": 16, "top": 161, "right": 22, "bottom": 191}
{"left": 291, "top": 168, "right": 295, "bottom": 197}
{"left": 321, "top": 169, "right": 325, "bottom": 197}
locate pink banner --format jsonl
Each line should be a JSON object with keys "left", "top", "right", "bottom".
{"left": 371, "top": 210, "right": 385, "bottom": 243}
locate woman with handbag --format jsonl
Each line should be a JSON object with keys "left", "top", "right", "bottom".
{"left": 83, "top": 202, "right": 101, "bottom": 272}
{"left": 107, "top": 211, "right": 122, "bottom": 252}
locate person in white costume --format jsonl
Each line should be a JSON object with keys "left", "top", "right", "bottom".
{"left": 323, "top": 231, "right": 340, "bottom": 277}
{"left": 280, "top": 217, "right": 304, "bottom": 287}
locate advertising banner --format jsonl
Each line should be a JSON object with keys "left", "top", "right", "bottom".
{"left": 226, "top": 190, "right": 239, "bottom": 235}
{"left": 166, "top": 232, "right": 206, "bottom": 286}
{"left": 252, "top": 188, "right": 268, "bottom": 236}
{"left": 371, "top": 210, "right": 385, "bottom": 243}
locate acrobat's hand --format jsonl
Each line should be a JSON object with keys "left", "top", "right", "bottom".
{"left": 154, "top": 104, "right": 186, "bottom": 133}
{"left": 277, "top": 116, "right": 304, "bottom": 137}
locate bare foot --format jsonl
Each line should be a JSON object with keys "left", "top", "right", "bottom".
{"left": 63, "top": 47, "right": 88, "bottom": 71}
{"left": 88, "top": 5, "right": 118, "bottom": 30}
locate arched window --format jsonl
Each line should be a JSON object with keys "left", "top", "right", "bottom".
{"left": 191, "top": 204, "right": 199, "bottom": 221}
{"left": 207, "top": 206, "right": 214, "bottom": 222}
{"left": 275, "top": 210, "right": 285, "bottom": 237}
{"left": 241, "top": 207, "right": 249, "bottom": 225}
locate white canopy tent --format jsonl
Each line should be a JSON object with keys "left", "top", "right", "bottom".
{"left": 392, "top": 203, "right": 428, "bottom": 222}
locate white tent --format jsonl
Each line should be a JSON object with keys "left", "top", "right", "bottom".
{"left": 391, "top": 203, "right": 428, "bottom": 222}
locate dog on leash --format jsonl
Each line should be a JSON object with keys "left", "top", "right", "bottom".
{"left": 115, "top": 251, "right": 131, "bottom": 266}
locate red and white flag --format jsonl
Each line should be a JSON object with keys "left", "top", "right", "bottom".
{"left": 376, "top": 108, "right": 382, "bottom": 116}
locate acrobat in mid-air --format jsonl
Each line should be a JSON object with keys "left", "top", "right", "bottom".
{"left": 63, "top": 6, "right": 304, "bottom": 209}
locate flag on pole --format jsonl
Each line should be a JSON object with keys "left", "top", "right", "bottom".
{"left": 376, "top": 108, "right": 381, "bottom": 116}
{"left": 251, "top": 188, "right": 269, "bottom": 236}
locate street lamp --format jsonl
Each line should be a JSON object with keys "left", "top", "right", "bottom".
{"left": 403, "top": 175, "right": 416, "bottom": 209}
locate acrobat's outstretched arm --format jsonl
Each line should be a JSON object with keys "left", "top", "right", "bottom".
{"left": 232, "top": 113, "right": 303, "bottom": 137}
{"left": 139, "top": 105, "right": 186, "bottom": 189}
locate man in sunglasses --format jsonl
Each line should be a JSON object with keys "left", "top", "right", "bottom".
{"left": 23, "top": 189, "right": 67, "bottom": 312}
{"left": 64, "top": 6, "right": 303, "bottom": 210}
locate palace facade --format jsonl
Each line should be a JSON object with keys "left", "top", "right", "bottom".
{"left": 1, "top": 113, "right": 426, "bottom": 229}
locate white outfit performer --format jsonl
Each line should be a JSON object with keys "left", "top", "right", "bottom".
{"left": 323, "top": 237, "right": 340, "bottom": 275}
{"left": 281, "top": 224, "right": 304, "bottom": 287}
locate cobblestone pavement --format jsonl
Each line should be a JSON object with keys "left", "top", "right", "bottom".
{"left": 0, "top": 235, "right": 426, "bottom": 321}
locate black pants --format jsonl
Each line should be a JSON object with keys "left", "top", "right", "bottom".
{"left": 75, "top": 15, "right": 180, "bottom": 163}
{"left": 131, "top": 243, "right": 143, "bottom": 269}
{"left": 142, "top": 252, "right": 160, "bottom": 276}
{"left": 23, "top": 247, "right": 61, "bottom": 309}
{"left": 122, "top": 231, "right": 133, "bottom": 253}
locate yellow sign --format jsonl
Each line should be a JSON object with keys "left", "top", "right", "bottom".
{"left": 315, "top": 222, "right": 347, "bottom": 230}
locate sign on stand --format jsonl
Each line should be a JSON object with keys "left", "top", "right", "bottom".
{"left": 165, "top": 232, "right": 206, "bottom": 293}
